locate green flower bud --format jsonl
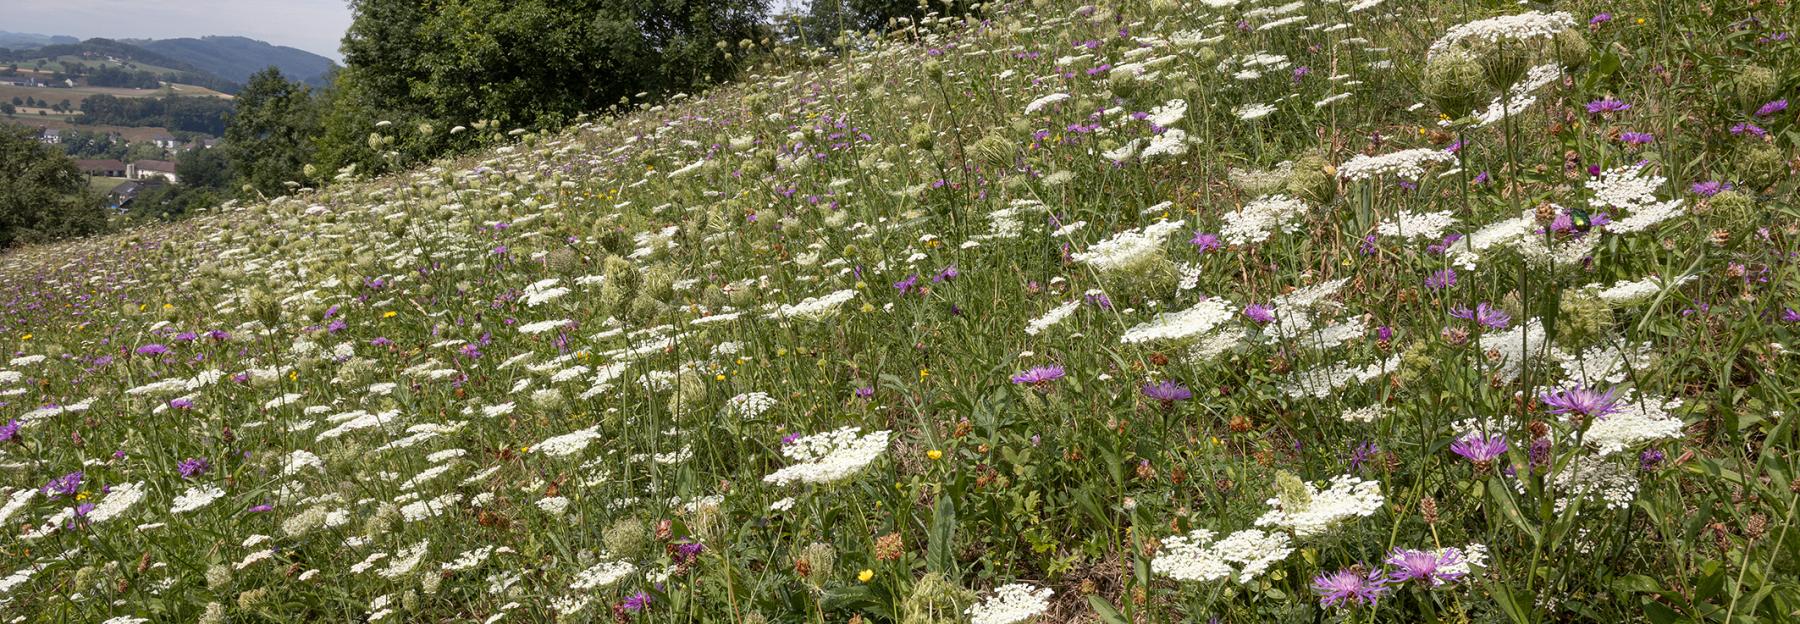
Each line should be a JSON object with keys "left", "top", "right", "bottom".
{"left": 1423, "top": 49, "right": 1486, "bottom": 118}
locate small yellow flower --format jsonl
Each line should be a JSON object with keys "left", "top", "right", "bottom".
{"left": 289, "top": 371, "right": 299, "bottom": 381}
{"left": 162, "top": 303, "right": 174, "bottom": 310}
{"left": 75, "top": 492, "right": 88, "bottom": 501}
{"left": 18, "top": 334, "right": 28, "bottom": 341}
{"left": 520, "top": 446, "right": 530, "bottom": 453}
{"left": 857, "top": 569, "right": 874, "bottom": 583}
{"left": 927, "top": 449, "right": 943, "bottom": 461}
{"left": 918, "top": 368, "right": 929, "bottom": 379}
{"left": 1635, "top": 17, "right": 1645, "bottom": 24}
{"left": 383, "top": 310, "right": 398, "bottom": 318}
{"left": 715, "top": 374, "right": 727, "bottom": 382}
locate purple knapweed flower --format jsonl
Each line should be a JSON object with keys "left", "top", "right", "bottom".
{"left": 0, "top": 419, "right": 19, "bottom": 444}
{"left": 1585, "top": 98, "right": 1630, "bottom": 114}
{"left": 854, "top": 386, "right": 874, "bottom": 399}
{"left": 248, "top": 504, "right": 274, "bottom": 513}
{"left": 933, "top": 265, "right": 960, "bottom": 283}
{"left": 1731, "top": 122, "right": 1767, "bottom": 137}
{"left": 622, "top": 591, "right": 652, "bottom": 612}
{"left": 1539, "top": 384, "right": 1621, "bottom": 420}
{"left": 1243, "top": 303, "right": 1275, "bottom": 324}
{"left": 1690, "top": 180, "right": 1729, "bottom": 197}
{"left": 1755, "top": 99, "right": 1788, "bottom": 117}
{"left": 1348, "top": 441, "right": 1379, "bottom": 471}
{"left": 1619, "top": 131, "right": 1655, "bottom": 146}
{"left": 135, "top": 343, "right": 170, "bottom": 356}
{"left": 1011, "top": 365, "right": 1066, "bottom": 385}
{"left": 1588, "top": 12, "right": 1612, "bottom": 26}
{"left": 41, "top": 471, "right": 82, "bottom": 499}
{"left": 1385, "top": 548, "right": 1467, "bottom": 587}
{"left": 1450, "top": 302, "right": 1511, "bottom": 329}
{"left": 1190, "top": 232, "right": 1221, "bottom": 252}
{"left": 1313, "top": 567, "right": 1388, "bottom": 608}
{"left": 1424, "top": 268, "right": 1457, "bottom": 291}
{"left": 1142, "top": 379, "right": 1193, "bottom": 403}
{"left": 1640, "top": 448, "right": 1665, "bottom": 471}
{"left": 178, "top": 457, "right": 211, "bottom": 479}
{"left": 894, "top": 274, "right": 921, "bottom": 294}
{"left": 1450, "top": 433, "right": 1508, "bottom": 465}
{"left": 169, "top": 398, "right": 194, "bottom": 410}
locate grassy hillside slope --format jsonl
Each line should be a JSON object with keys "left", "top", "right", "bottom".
{"left": 1, "top": 1, "right": 1797, "bottom": 622}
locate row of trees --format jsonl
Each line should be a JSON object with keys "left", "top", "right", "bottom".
{"left": 77, "top": 94, "right": 236, "bottom": 135}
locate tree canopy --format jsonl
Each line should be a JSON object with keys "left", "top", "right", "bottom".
{"left": 0, "top": 127, "right": 106, "bottom": 248}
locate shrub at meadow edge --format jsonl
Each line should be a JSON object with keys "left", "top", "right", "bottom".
{"left": 1, "top": 1, "right": 1798, "bottom": 623}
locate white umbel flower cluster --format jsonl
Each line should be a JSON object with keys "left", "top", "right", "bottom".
{"left": 768, "top": 289, "right": 858, "bottom": 321}
{"left": 170, "top": 484, "right": 226, "bottom": 514}
{"left": 1140, "top": 129, "right": 1190, "bottom": 160}
{"left": 1071, "top": 219, "right": 1185, "bottom": 273}
{"left": 1337, "top": 148, "right": 1456, "bottom": 181}
{"left": 1587, "top": 275, "right": 1694, "bottom": 306}
{"left": 1220, "top": 195, "right": 1309, "bottom": 245}
{"left": 1024, "top": 300, "right": 1080, "bottom": 336}
{"left": 1581, "top": 392, "right": 1684, "bottom": 457}
{"left": 1376, "top": 210, "right": 1457, "bottom": 241}
{"left": 727, "top": 392, "right": 778, "bottom": 418}
{"left": 763, "top": 427, "right": 891, "bottom": 486}
{"left": 1151, "top": 528, "right": 1293, "bottom": 583}
{"left": 568, "top": 560, "right": 635, "bottom": 590}
{"left": 966, "top": 582, "right": 1054, "bottom": 624}
{"left": 1120, "top": 298, "right": 1235, "bottom": 344}
{"left": 1588, "top": 164, "right": 1684, "bottom": 233}
{"left": 1023, "top": 93, "right": 1070, "bottom": 114}
{"left": 1427, "top": 11, "right": 1575, "bottom": 59}
{"left": 1255, "top": 474, "right": 1385, "bottom": 538}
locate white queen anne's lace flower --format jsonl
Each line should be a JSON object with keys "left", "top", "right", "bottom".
{"left": 763, "top": 427, "right": 891, "bottom": 486}
{"left": 966, "top": 582, "right": 1054, "bottom": 624}
{"left": 1338, "top": 148, "right": 1456, "bottom": 181}
{"left": 1255, "top": 474, "right": 1385, "bottom": 537}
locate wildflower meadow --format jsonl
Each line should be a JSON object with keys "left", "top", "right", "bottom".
{"left": 2, "top": 1, "right": 1798, "bottom": 622}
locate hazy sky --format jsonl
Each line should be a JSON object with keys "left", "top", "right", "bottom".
{"left": 7, "top": 0, "right": 354, "bottom": 62}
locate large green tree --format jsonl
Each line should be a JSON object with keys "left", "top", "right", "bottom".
{"left": 224, "top": 68, "right": 319, "bottom": 198}
{"left": 0, "top": 127, "right": 107, "bottom": 248}
{"left": 316, "top": 0, "right": 767, "bottom": 175}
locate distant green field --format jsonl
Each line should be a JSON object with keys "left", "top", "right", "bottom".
{"left": 0, "top": 83, "right": 229, "bottom": 110}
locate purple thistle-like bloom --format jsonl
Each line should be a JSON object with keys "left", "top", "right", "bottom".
{"left": 1585, "top": 98, "right": 1630, "bottom": 114}
{"left": 1450, "top": 302, "right": 1511, "bottom": 330}
{"left": 1450, "top": 433, "right": 1508, "bottom": 464}
{"left": 41, "top": 471, "right": 82, "bottom": 499}
{"left": 932, "top": 265, "right": 960, "bottom": 283}
{"left": 1348, "top": 441, "right": 1379, "bottom": 471}
{"left": 1529, "top": 437, "right": 1553, "bottom": 469}
{"left": 248, "top": 504, "right": 274, "bottom": 513}
{"left": 1424, "top": 268, "right": 1457, "bottom": 291}
{"left": 1243, "top": 303, "right": 1275, "bottom": 324}
{"left": 1313, "top": 567, "right": 1388, "bottom": 608}
{"left": 135, "top": 343, "right": 170, "bottom": 356}
{"left": 1540, "top": 384, "right": 1622, "bottom": 420}
{"left": 1640, "top": 448, "right": 1665, "bottom": 471}
{"left": 169, "top": 398, "right": 194, "bottom": 410}
{"left": 781, "top": 432, "right": 802, "bottom": 445}
{"left": 1142, "top": 379, "right": 1193, "bottom": 403}
{"left": 1190, "top": 231, "right": 1221, "bottom": 252}
{"left": 1619, "top": 131, "right": 1655, "bottom": 146}
{"left": 673, "top": 541, "right": 705, "bottom": 564}
{"left": 178, "top": 457, "right": 211, "bottom": 479}
{"left": 1085, "top": 291, "right": 1113, "bottom": 309}
{"left": 1731, "top": 122, "right": 1767, "bottom": 137}
{"left": 1011, "top": 365, "right": 1066, "bottom": 385}
{"left": 1755, "top": 99, "right": 1788, "bottom": 117}
{"left": 894, "top": 274, "right": 920, "bottom": 293}
{"left": 622, "top": 591, "right": 652, "bottom": 612}
{"left": 1782, "top": 308, "right": 1800, "bottom": 323}
{"left": 1690, "top": 180, "right": 1729, "bottom": 197}
{"left": 0, "top": 419, "right": 20, "bottom": 443}
{"left": 459, "top": 343, "right": 483, "bottom": 360}
{"left": 1588, "top": 12, "right": 1612, "bottom": 26}
{"left": 854, "top": 386, "right": 875, "bottom": 399}
{"left": 1386, "top": 548, "right": 1467, "bottom": 587}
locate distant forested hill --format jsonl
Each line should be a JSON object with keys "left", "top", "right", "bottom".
{"left": 133, "top": 37, "right": 337, "bottom": 88}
